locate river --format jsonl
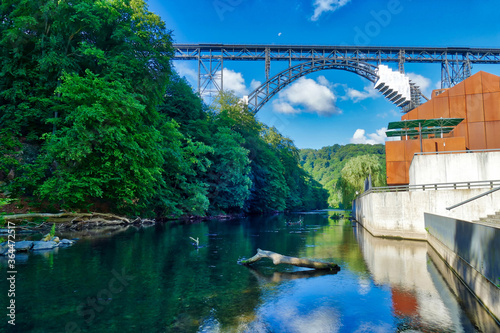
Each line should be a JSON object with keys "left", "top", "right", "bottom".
{"left": 0, "top": 211, "right": 495, "bottom": 332}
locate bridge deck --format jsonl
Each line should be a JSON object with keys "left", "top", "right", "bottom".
{"left": 173, "top": 44, "right": 500, "bottom": 64}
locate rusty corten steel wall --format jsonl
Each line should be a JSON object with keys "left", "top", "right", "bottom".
{"left": 386, "top": 71, "right": 500, "bottom": 185}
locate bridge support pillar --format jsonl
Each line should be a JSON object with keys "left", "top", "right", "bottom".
{"left": 198, "top": 52, "right": 223, "bottom": 102}
{"left": 398, "top": 50, "right": 405, "bottom": 74}
{"left": 441, "top": 58, "right": 472, "bottom": 89}
{"left": 265, "top": 48, "right": 270, "bottom": 81}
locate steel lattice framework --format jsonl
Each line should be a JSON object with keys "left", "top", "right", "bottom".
{"left": 173, "top": 44, "right": 500, "bottom": 113}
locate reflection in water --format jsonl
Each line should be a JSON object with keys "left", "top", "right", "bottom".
{"left": 0, "top": 211, "right": 493, "bottom": 332}
{"left": 355, "top": 225, "right": 477, "bottom": 332}
{"left": 247, "top": 266, "right": 339, "bottom": 283}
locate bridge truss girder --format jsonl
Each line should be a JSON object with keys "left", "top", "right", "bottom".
{"left": 174, "top": 44, "right": 500, "bottom": 112}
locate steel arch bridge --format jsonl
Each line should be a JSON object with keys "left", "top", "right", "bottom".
{"left": 173, "top": 44, "right": 500, "bottom": 114}
{"left": 248, "top": 59, "right": 379, "bottom": 113}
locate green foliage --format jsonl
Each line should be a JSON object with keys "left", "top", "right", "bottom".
{"left": 0, "top": 198, "right": 11, "bottom": 227}
{"left": 49, "top": 223, "right": 56, "bottom": 238}
{"left": 0, "top": 1, "right": 328, "bottom": 217}
{"left": 210, "top": 92, "right": 327, "bottom": 213}
{"left": 205, "top": 127, "right": 251, "bottom": 213}
{"left": 337, "top": 154, "right": 386, "bottom": 208}
{"left": 300, "top": 144, "right": 386, "bottom": 208}
{"left": 0, "top": 0, "right": 172, "bottom": 140}
{"left": 152, "top": 120, "right": 213, "bottom": 217}
{"left": 36, "top": 71, "right": 164, "bottom": 212}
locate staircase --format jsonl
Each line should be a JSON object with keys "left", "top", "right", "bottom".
{"left": 474, "top": 211, "right": 500, "bottom": 228}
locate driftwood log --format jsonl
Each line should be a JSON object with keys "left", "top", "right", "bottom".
{"left": 239, "top": 248, "right": 340, "bottom": 271}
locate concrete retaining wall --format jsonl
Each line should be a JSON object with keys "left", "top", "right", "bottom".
{"left": 354, "top": 188, "right": 500, "bottom": 240}
{"left": 409, "top": 151, "right": 500, "bottom": 185}
{"left": 425, "top": 213, "right": 500, "bottom": 322}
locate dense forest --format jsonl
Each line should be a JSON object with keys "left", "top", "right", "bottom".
{"left": 300, "top": 144, "right": 387, "bottom": 208}
{"left": 0, "top": 0, "right": 328, "bottom": 218}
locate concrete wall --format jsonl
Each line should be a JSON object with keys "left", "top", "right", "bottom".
{"left": 425, "top": 213, "right": 500, "bottom": 322}
{"left": 354, "top": 188, "right": 500, "bottom": 240}
{"left": 409, "top": 151, "right": 500, "bottom": 185}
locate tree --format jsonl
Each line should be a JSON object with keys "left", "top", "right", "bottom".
{"left": 205, "top": 128, "right": 251, "bottom": 213}
{"left": 337, "top": 154, "right": 386, "bottom": 208}
{"left": 1, "top": 0, "right": 174, "bottom": 214}
{"left": 299, "top": 144, "right": 386, "bottom": 208}
{"left": 152, "top": 120, "right": 212, "bottom": 217}
{"left": 0, "top": 0, "right": 172, "bottom": 139}
{"left": 34, "top": 71, "right": 165, "bottom": 213}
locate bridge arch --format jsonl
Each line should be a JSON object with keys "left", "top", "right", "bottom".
{"left": 245, "top": 60, "right": 424, "bottom": 114}
{"left": 246, "top": 59, "right": 379, "bottom": 114}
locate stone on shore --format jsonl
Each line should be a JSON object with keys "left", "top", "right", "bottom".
{"left": 14, "top": 240, "right": 34, "bottom": 252}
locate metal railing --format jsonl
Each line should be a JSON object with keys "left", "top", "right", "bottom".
{"left": 446, "top": 186, "right": 500, "bottom": 210}
{"left": 414, "top": 148, "right": 500, "bottom": 156}
{"left": 358, "top": 179, "right": 500, "bottom": 198}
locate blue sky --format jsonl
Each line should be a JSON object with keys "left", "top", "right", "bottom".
{"left": 148, "top": 0, "right": 500, "bottom": 149}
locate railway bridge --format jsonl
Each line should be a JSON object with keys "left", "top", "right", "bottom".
{"left": 173, "top": 44, "right": 500, "bottom": 113}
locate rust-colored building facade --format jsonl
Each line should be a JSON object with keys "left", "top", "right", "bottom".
{"left": 386, "top": 71, "right": 500, "bottom": 185}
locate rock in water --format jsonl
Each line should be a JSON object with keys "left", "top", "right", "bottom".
{"left": 14, "top": 241, "right": 34, "bottom": 252}
{"left": 59, "top": 239, "right": 75, "bottom": 246}
{"left": 32, "top": 241, "right": 58, "bottom": 251}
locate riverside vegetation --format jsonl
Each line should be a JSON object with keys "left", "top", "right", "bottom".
{"left": 0, "top": 0, "right": 387, "bottom": 221}
{"left": 300, "top": 145, "right": 386, "bottom": 208}
{"left": 0, "top": 0, "right": 328, "bottom": 220}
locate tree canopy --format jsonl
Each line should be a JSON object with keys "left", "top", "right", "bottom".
{"left": 300, "top": 144, "right": 386, "bottom": 208}
{"left": 0, "top": 0, "right": 328, "bottom": 217}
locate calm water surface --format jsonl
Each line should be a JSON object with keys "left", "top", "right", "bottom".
{"left": 0, "top": 211, "right": 490, "bottom": 332}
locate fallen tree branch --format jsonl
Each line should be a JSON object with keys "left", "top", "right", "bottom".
{"left": 3, "top": 212, "right": 130, "bottom": 224}
{"left": 239, "top": 248, "right": 340, "bottom": 271}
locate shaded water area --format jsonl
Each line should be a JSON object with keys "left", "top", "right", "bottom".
{"left": 0, "top": 211, "right": 495, "bottom": 332}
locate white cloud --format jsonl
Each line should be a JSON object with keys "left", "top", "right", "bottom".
{"left": 317, "top": 75, "right": 332, "bottom": 88}
{"left": 350, "top": 127, "right": 387, "bottom": 145}
{"left": 407, "top": 72, "right": 432, "bottom": 95}
{"left": 278, "top": 32, "right": 282, "bottom": 37}
{"left": 311, "top": 0, "right": 351, "bottom": 21}
{"left": 174, "top": 62, "right": 198, "bottom": 87}
{"left": 273, "top": 76, "right": 339, "bottom": 115}
{"left": 272, "top": 100, "right": 298, "bottom": 114}
{"left": 346, "top": 85, "right": 380, "bottom": 102}
{"left": 250, "top": 79, "right": 262, "bottom": 90}
{"left": 221, "top": 68, "right": 249, "bottom": 96}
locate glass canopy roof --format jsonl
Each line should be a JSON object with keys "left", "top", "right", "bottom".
{"left": 386, "top": 118, "right": 464, "bottom": 138}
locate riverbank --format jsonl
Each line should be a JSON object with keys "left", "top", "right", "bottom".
{"left": 1, "top": 212, "right": 155, "bottom": 232}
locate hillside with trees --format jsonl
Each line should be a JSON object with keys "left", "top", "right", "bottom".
{"left": 300, "top": 144, "right": 387, "bottom": 208}
{"left": 0, "top": 0, "right": 327, "bottom": 219}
